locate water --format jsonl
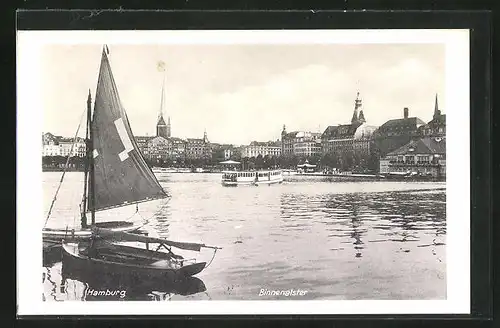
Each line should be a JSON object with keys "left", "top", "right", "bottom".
{"left": 42, "top": 172, "right": 446, "bottom": 301}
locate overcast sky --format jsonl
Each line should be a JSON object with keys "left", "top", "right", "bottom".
{"left": 41, "top": 43, "right": 445, "bottom": 145}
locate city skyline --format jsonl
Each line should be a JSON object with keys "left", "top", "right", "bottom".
{"left": 41, "top": 43, "right": 445, "bottom": 145}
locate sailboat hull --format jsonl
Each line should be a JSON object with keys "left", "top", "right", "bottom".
{"left": 61, "top": 242, "right": 207, "bottom": 283}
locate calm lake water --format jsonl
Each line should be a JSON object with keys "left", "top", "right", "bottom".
{"left": 42, "top": 172, "right": 446, "bottom": 301}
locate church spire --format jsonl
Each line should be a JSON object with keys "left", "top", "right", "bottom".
{"left": 156, "top": 69, "right": 168, "bottom": 138}
{"left": 158, "top": 71, "right": 166, "bottom": 121}
{"left": 433, "top": 93, "right": 440, "bottom": 119}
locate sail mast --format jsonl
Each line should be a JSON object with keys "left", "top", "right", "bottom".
{"left": 89, "top": 84, "right": 97, "bottom": 225}
{"left": 81, "top": 90, "right": 92, "bottom": 228}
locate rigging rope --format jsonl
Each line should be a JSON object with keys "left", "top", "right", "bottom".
{"left": 44, "top": 107, "right": 87, "bottom": 228}
{"left": 204, "top": 247, "right": 218, "bottom": 269}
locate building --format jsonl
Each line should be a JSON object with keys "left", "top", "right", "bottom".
{"left": 136, "top": 127, "right": 211, "bottom": 162}
{"left": 292, "top": 133, "right": 322, "bottom": 157}
{"left": 241, "top": 141, "right": 282, "bottom": 158}
{"left": 280, "top": 125, "right": 294, "bottom": 156}
{"left": 379, "top": 136, "right": 446, "bottom": 178}
{"left": 58, "top": 137, "right": 86, "bottom": 157}
{"left": 42, "top": 132, "right": 86, "bottom": 157}
{"left": 321, "top": 92, "right": 377, "bottom": 159}
{"left": 224, "top": 149, "right": 232, "bottom": 160}
{"left": 138, "top": 136, "right": 187, "bottom": 161}
{"left": 42, "top": 132, "right": 59, "bottom": 145}
{"left": 281, "top": 127, "right": 321, "bottom": 158}
{"left": 418, "top": 94, "right": 446, "bottom": 137}
{"left": 322, "top": 124, "right": 358, "bottom": 155}
{"left": 169, "top": 137, "right": 186, "bottom": 159}
{"left": 42, "top": 133, "right": 61, "bottom": 156}
{"left": 135, "top": 136, "right": 154, "bottom": 156}
{"left": 373, "top": 107, "right": 426, "bottom": 157}
{"left": 42, "top": 144, "right": 61, "bottom": 156}
{"left": 185, "top": 130, "right": 212, "bottom": 160}
{"left": 146, "top": 136, "right": 172, "bottom": 161}
{"left": 352, "top": 124, "right": 378, "bottom": 157}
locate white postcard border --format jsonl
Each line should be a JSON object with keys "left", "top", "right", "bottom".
{"left": 17, "top": 29, "right": 470, "bottom": 315}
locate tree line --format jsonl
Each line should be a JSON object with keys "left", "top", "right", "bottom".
{"left": 42, "top": 147, "right": 380, "bottom": 173}
{"left": 238, "top": 151, "right": 379, "bottom": 173}
{"left": 42, "top": 155, "right": 86, "bottom": 169}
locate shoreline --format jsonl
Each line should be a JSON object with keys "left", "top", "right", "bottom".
{"left": 42, "top": 169, "right": 445, "bottom": 181}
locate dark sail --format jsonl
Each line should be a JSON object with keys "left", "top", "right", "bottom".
{"left": 89, "top": 48, "right": 168, "bottom": 212}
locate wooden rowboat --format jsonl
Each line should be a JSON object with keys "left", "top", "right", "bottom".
{"left": 62, "top": 241, "right": 207, "bottom": 281}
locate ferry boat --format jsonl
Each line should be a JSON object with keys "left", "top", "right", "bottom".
{"left": 221, "top": 169, "right": 283, "bottom": 186}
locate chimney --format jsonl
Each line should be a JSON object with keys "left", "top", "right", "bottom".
{"left": 403, "top": 107, "right": 409, "bottom": 119}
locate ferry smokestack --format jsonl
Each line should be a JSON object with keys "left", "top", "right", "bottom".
{"left": 403, "top": 107, "right": 409, "bottom": 119}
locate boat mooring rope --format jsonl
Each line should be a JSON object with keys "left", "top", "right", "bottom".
{"left": 44, "top": 108, "right": 87, "bottom": 228}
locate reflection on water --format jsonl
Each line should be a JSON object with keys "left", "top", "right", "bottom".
{"left": 43, "top": 172, "right": 446, "bottom": 301}
{"left": 42, "top": 260, "right": 208, "bottom": 301}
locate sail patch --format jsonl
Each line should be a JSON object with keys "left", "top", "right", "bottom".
{"left": 114, "top": 118, "right": 134, "bottom": 161}
{"left": 93, "top": 149, "right": 99, "bottom": 158}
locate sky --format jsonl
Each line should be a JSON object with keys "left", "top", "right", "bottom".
{"left": 40, "top": 43, "right": 445, "bottom": 145}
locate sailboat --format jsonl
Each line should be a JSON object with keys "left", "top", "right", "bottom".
{"left": 60, "top": 46, "right": 220, "bottom": 279}
{"left": 42, "top": 48, "right": 159, "bottom": 248}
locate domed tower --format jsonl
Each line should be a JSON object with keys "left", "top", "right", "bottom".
{"left": 203, "top": 129, "right": 209, "bottom": 143}
{"left": 358, "top": 110, "right": 366, "bottom": 124}
{"left": 352, "top": 92, "right": 365, "bottom": 124}
{"left": 281, "top": 124, "right": 287, "bottom": 139}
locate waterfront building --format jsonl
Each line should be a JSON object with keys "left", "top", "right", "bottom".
{"left": 281, "top": 126, "right": 321, "bottom": 158}
{"left": 185, "top": 130, "right": 212, "bottom": 160}
{"left": 135, "top": 136, "right": 154, "bottom": 156}
{"left": 42, "top": 132, "right": 60, "bottom": 146}
{"left": 137, "top": 129, "right": 211, "bottom": 162}
{"left": 224, "top": 149, "right": 232, "bottom": 160}
{"left": 321, "top": 92, "right": 377, "bottom": 159}
{"left": 242, "top": 141, "right": 282, "bottom": 158}
{"left": 373, "top": 107, "right": 425, "bottom": 157}
{"left": 42, "top": 144, "right": 61, "bottom": 156}
{"left": 146, "top": 136, "right": 172, "bottom": 161}
{"left": 379, "top": 136, "right": 446, "bottom": 178}
{"left": 280, "top": 125, "right": 294, "bottom": 156}
{"left": 418, "top": 94, "right": 446, "bottom": 137}
{"left": 58, "top": 137, "right": 86, "bottom": 157}
{"left": 42, "top": 132, "right": 86, "bottom": 157}
{"left": 42, "top": 132, "right": 61, "bottom": 156}
{"left": 170, "top": 137, "right": 186, "bottom": 158}
{"left": 292, "top": 133, "right": 322, "bottom": 157}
